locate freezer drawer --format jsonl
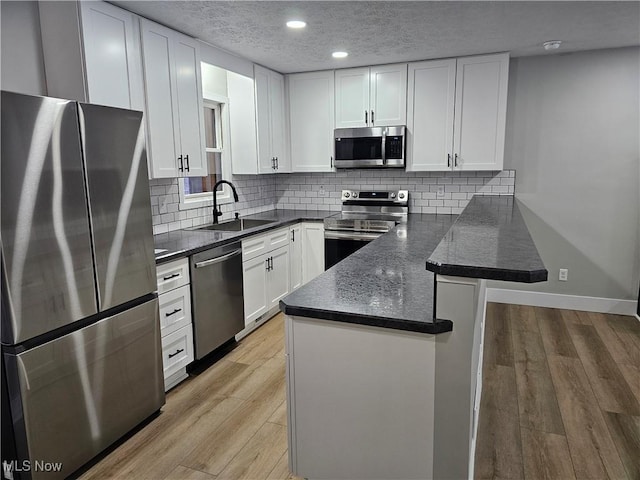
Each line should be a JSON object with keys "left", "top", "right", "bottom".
{"left": 4, "top": 298, "right": 164, "bottom": 480}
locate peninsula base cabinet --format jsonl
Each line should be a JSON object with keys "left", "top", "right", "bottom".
{"left": 407, "top": 53, "right": 509, "bottom": 172}
{"left": 156, "top": 258, "right": 195, "bottom": 391}
{"left": 285, "top": 276, "right": 487, "bottom": 480}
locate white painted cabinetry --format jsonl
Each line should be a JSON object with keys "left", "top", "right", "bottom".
{"left": 407, "top": 53, "right": 509, "bottom": 171}
{"left": 289, "top": 224, "right": 303, "bottom": 292}
{"left": 254, "top": 65, "right": 289, "bottom": 173}
{"left": 38, "top": 1, "right": 144, "bottom": 110}
{"left": 227, "top": 72, "right": 259, "bottom": 175}
{"left": 242, "top": 227, "right": 291, "bottom": 325}
{"left": 302, "top": 222, "right": 325, "bottom": 283}
{"left": 335, "top": 64, "right": 407, "bottom": 128}
{"left": 156, "top": 258, "right": 194, "bottom": 391}
{"left": 288, "top": 71, "right": 335, "bottom": 172}
{"left": 140, "top": 19, "right": 206, "bottom": 178}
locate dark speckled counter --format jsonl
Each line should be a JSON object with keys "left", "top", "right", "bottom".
{"left": 154, "top": 209, "right": 334, "bottom": 264}
{"left": 426, "top": 196, "right": 548, "bottom": 282}
{"left": 280, "top": 214, "right": 457, "bottom": 334}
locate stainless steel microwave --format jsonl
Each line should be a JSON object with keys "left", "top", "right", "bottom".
{"left": 334, "top": 126, "right": 405, "bottom": 168}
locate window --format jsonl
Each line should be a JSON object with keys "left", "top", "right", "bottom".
{"left": 180, "top": 95, "right": 232, "bottom": 208}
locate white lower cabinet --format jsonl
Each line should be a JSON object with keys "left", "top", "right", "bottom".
{"left": 289, "top": 224, "right": 303, "bottom": 292}
{"left": 156, "top": 257, "right": 194, "bottom": 391}
{"left": 268, "top": 245, "right": 291, "bottom": 306}
{"left": 302, "top": 222, "right": 325, "bottom": 283}
{"left": 242, "top": 254, "right": 270, "bottom": 324}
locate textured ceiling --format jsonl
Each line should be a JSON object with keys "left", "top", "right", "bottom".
{"left": 113, "top": 1, "right": 640, "bottom": 73}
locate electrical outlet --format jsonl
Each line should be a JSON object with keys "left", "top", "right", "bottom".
{"left": 436, "top": 185, "right": 445, "bottom": 197}
{"left": 559, "top": 268, "right": 568, "bottom": 281}
{"left": 318, "top": 185, "right": 327, "bottom": 197}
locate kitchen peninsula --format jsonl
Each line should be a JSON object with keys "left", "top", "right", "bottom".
{"left": 280, "top": 195, "right": 547, "bottom": 480}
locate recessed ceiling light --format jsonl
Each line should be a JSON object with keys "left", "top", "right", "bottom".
{"left": 543, "top": 40, "right": 562, "bottom": 51}
{"left": 332, "top": 51, "right": 348, "bottom": 59}
{"left": 286, "top": 20, "right": 306, "bottom": 29}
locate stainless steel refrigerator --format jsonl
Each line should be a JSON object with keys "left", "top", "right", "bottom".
{"left": 1, "top": 91, "right": 165, "bottom": 479}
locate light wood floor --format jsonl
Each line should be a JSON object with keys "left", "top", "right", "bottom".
{"left": 475, "top": 304, "right": 640, "bottom": 480}
{"left": 79, "top": 306, "right": 639, "bottom": 480}
{"left": 80, "top": 314, "right": 298, "bottom": 480}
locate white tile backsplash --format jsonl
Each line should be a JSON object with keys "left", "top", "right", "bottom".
{"left": 150, "top": 170, "right": 515, "bottom": 234}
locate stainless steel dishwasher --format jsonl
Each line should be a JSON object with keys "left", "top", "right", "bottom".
{"left": 190, "top": 242, "right": 244, "bottom": 359}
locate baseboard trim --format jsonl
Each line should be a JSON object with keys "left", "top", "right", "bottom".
{"left": 486, "top": 288, "right": 637, "bottom": 316}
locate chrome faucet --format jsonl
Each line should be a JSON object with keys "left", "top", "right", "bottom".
{"left": 212, "top": 180, "right": 239, "bottom": 224}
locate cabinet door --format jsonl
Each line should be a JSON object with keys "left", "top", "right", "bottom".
{"left": 369, "top": 64, "right": 407, "bottom": 126}
{"left": 254, "top": 65, "right": 275, "bottom": 174}
{"left": 335, "top": 68, "right": 370, "bottom": 128}
{"left": 228, "top": 71, "right": 258, "bottom": 175}
{"left": 242, "top": 255, "right": 269, "bottom": 325}
{"left": 270, "top": 71, "right": 289, "bottom": 172}
{"left": 406, "top": 59, "right": 456, "bottom": 171}
{"left": 453, "top": 53, "right": 509, "bottom": 171}
{"left": 289, "top": 71, "right": 335, "bottom": 172}
{"left": 80, "top": 1, "right": 144, "bottom": 111}
{"left": 302, "top": 222, "right": 325, "bottom": 283}
{"left": 173, "top": 34, "right": 206, "bottom": 177}
{"left": 289, "top": 224, "right": 303, "bottom": 292}
{"left": 268, "top": 245, "right": 290, "bottom": 309}
{"left": 140, "top": 19, "right": 180, "bottom": 178}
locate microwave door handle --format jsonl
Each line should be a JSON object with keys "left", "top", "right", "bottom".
{"left": 381, "top": 129, "right": 387, "bottom": 165}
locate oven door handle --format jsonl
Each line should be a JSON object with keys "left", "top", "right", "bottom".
{"left": 324, "top": 231, "right": 383, "bottom": 241}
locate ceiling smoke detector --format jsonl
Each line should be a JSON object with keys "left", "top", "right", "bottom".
{"left": 543, "top": 40, "right": 562, "bottom": 51}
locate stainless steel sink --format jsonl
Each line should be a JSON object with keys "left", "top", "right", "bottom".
{"left": 194, "top": 218, "right": 275, "bottom": 231}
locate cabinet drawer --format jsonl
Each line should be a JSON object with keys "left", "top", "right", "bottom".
{"left": 156, "top": 257, "right": 190, "bottom": 293}
{"left": 242, "top": 226, "right": 290, "bottom": 262}
{"left": 161, "top": 324, "right": 194, "bottom": 380}
{"left": 158, "top": 284, "right": 192, "bottom": 336}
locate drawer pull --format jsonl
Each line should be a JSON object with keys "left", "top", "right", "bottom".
{"left": 165, "top": 308, "right": 182, "bottom": 317}
{"left": 162, "top": 272, "right": 180, "bottom": 281}
{"left": 168, "top": 348, "right": 184, "bottom": 359}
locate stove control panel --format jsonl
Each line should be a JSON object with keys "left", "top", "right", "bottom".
{"left": 341, "top": 190, "right": 408, "bottom": 204}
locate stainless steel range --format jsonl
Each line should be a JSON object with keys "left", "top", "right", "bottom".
{"left": 324, "top": 189, "right": 409, "bottom": 269}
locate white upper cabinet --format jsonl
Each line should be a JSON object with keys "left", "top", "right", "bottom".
{"left": 407, "top": 53, "right": 509, "bottom": 171}
{"left": 227, "top": 72, "right": 259, "bottom": 175}
{"left": 453, "top": 54, "right": 509, "bottom": 171}
{"left": 335, "top": 64, "right": 407, "bottom": 128}
{"left": 254, "top": 65, "right": 289, "bottom": 173}
{"left": 140, "top": 19, "right": 206, "bottom": 178}
{"left": 288, "top": 71, "right": 335, "bottom": 172}
{"left": 38, "top": 1, "right": 144, "bottom": 110}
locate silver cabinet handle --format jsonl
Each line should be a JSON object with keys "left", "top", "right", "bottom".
{"left": 324, "top": 231, "right": 382, "bottom": 241}
{"left": 194, "top": 249, "right": 241, "bottom": 268}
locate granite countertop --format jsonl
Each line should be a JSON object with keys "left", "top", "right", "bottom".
{"left": 154, "top": 209, "right": 335, "bottom": 264}
{"left": 280, "top": 214, "right": 457, "bottom": 334}
{"left": 426, "top": 196, "right": 548, "bottom": 282}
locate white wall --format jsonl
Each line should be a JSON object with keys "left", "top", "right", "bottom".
{"left": 1, "top": 1, "right": 46, "bottom": 95}
{"left": 499, "top": 47, "right": 640, "bottom": 301}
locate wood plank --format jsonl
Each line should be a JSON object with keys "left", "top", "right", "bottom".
{"left": 567, "top": 323, "right": 640, "bottom": 415}
{"left": 619, "top": 363, "right": 640, "bottom": 406}
{"left": 508, "top": 304, "right": 539, "bottom": 333}
{"left": 547, "top": 355, "right": 627, "bottom": 479}
{"left": 164, "top": 465, "right": 217, "bottom": 480}
{"left": 514, "top": 360, "right": 565, "bottom": 435}
{"left": 474, "top": 363, "right": 523, "bottom": 479}
{"left": 266, "top": 452, "right": 300, "bottom": 480}
{"left": 511, "top": 320, "right": 546, "bottom": 364}
{"left": 181, "top": 364, "right": 286, "bottom": 475}
{"left": 603, "top": 412, "right": 640, "bottom": 480}
{"left": 216, "top": 422, "right": 287, "bottom": 480}
{"left": 536, "top": 307, "right": 578, "bottom": 358}
{"left": 484, "top": 302, "right": 514, "bottom": 367}
{"left": 520, "top": 427, "right": 576, "bottom": 480}
{"left": 588, "top": 311, "right": 639, "bottom": 367}
{"left": 268, "top": 400, "right": 288, "bottom": 427}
